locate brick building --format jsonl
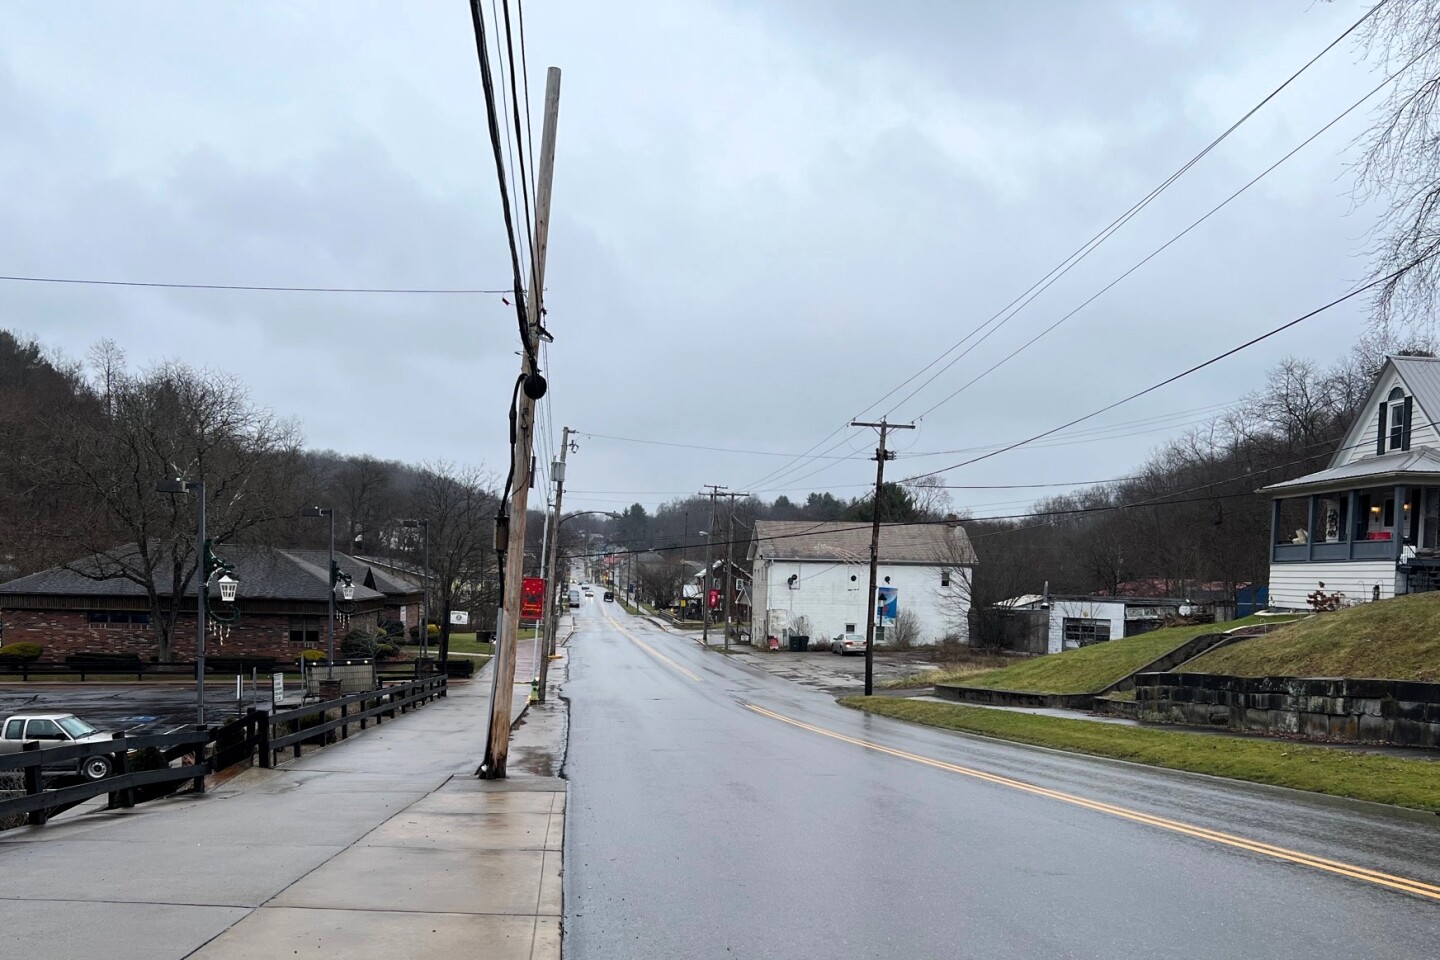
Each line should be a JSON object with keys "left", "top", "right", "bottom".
{"left": 0, "top": 544, "right": 422, "bottom": 662}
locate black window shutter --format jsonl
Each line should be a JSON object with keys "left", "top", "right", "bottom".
{"left": 1377, "top": 404, "right": 1388, "bottom": 456}
{"left": 1403, "top": 396, "right": 1414, "bottom": 450}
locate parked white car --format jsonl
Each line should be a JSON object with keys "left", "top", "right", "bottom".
{"left": 830, "top": 634, "right": 867, "bottom": 656}
{"left": 0, "top": 712, "right": 115, "bottom": 780}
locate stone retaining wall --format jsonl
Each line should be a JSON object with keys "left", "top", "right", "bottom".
{"left": 1134, "top": 673, "right": 1440, "bottom": 747}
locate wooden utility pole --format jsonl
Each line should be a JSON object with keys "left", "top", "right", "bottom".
{"left": 536, "top": 426, "right": 573, "bottom": 703}
{"left": 699, "top": 485, "right": 724, "bottom": 645}
{"left": 851, "top": 418, "right": 914, "bottom": 696}
{"left": 719, "top": 491, "right": 750, "bottom": 651}
{"left": 483, "top": 66, "right": 561, "bottom": 779}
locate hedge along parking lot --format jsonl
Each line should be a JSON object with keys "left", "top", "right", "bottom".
{"left": 839, "top": 696, "right": 1440, "bottom": 814}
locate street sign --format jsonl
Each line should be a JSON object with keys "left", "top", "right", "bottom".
{"left": 272, "top": 672, "right": 284, "bottom": 703}
{"left": 450, "top": 610, "right": 470, "bottom": 626}
{"left": 521, "top": 576, "right": 547, "bottom": 619}
{"left": 708, "top": 588, "right": 720, "bottom": 609}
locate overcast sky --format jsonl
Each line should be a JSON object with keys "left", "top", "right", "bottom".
{"left": 0, "top": 1, "right": 1396, "bottom": 518}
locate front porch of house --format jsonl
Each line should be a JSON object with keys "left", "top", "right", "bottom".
{"left": 1268, "top": 480, "right": 1440, "bottom": 607}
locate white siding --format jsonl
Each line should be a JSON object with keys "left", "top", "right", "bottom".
{"left": 1267, "top": 560, "right": 1400, "bottom": 609}
{"left": 1045, "top": 600, "right": 1126, "bottom": 655}
{"left": 1335, "top": 367, "right": 1440, "bottom": 467}
{"left": 750, "top": 559, "right": 970, "bottom": 645}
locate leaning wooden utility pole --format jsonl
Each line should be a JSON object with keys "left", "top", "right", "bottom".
{"left": 483, "top": 66, "right": 561, "bottom": 779}
{"left": 851, "top": 417, "right": 914, "bottom": 696}
{"left": 536, "top": 425, "right": 573, "bottom": 702}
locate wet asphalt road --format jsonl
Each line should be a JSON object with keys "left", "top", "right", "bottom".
{"left": 563, "top": 601, "right": 1440, "bottom": 960}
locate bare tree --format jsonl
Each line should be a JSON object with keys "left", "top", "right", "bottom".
{"left": 636, "top": 556, "right": 686, "bottom": 608}
{"left": 410, "top": 462, "right": 499, "bottom": 661}
{"left": 1352, "top": 1, "right": 1440, "bottom": 326}
{"left": 37, "top": 360, "right": 304, "bottom": 661}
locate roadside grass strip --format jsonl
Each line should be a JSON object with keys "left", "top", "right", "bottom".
{"left": 750, "top": 702, "right": 1440, "bottom": 902}
{"left": 838, "top": 696, "right": 1440, "bottom": 814}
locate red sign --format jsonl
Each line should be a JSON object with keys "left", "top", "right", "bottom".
{"left": 708, "top": 588, "right": 720, "bottom": 610}
{"left": 521, "top": 577, "right": 547, "bottom": 619}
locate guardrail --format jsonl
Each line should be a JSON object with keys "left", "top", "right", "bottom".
{"left": 0, "top": 675, "right": 446, "bottom": 829}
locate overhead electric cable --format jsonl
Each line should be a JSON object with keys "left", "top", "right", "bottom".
{"left": 907, "top": 35, "right": 1436, "bottom": 422}
{"left": 0, "top": 275, "right": 511, "bottom": 294}
{"left": 901, "top": 253, "right": 1439, "bottom": 484}
{"left": 743, "top": 3, "right": 1382, "bottom": 491}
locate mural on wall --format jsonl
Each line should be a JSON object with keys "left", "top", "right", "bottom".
{"left": 876, "top": 586, "right": 898, "bottom": 625}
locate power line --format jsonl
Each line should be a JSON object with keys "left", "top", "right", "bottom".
{"left": 579, "top": 431, "right": 871, "bottom": 460}
{"left": 742, "top": 5, "right": 1380, "bottom": 492}
{"left": 901, "top": 254, "right": 1439, "bottom": 485}
{"left": 907, "top": 37, "right": 1434, "bottom": 422}
{"left": 467, "top": 0, "right": 534, "bottom": 364}
{"left": 0, "top": 274, "right": 512, "bottom": 294}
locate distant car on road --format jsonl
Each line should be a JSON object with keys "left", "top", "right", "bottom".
{"left": 568, "top": 588, "right": 582, "bottom": 608}
{"left": 830, "top": 634, "right": 867, "bottom": 656}
{"left": 603, "top": 591, "right": 614, "bottom": 602}
{"left": 0, "top": 712, "right": 115, "bottom": 780}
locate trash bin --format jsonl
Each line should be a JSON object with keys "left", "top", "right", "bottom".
{"left": 788, "top": 634, "right": 809, "bottom": 652}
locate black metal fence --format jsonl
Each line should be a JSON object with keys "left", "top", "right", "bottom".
{"left": 0, "top": 675, "right": 446, "bottom": 828}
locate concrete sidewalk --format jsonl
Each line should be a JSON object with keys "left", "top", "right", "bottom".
{"left": 0, "top": 654, "right": 567, "bottom": 960}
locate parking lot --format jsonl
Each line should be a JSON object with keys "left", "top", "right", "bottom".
{"left": 0, "top": 681, "right": 271, "bottom": 734}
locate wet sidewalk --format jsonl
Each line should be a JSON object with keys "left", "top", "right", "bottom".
{"left": 0, "top": 652, "right": 567, "bottom": 960}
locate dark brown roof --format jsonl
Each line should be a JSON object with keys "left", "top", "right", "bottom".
{"left": 750, "top": 521, "right": 976, "bottom": 565}
{"left": 0, "top": 543, "right": 421, "bottom": 603}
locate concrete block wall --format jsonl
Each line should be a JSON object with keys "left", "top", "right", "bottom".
{"left": 1134, "top": 673, "right": 1440, "bottom": 747}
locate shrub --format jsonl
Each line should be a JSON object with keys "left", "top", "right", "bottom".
{"left": 375, "top": 643, "right": 401, "bottom": 661}
{"left": 299, "top": 649, "right": 326, "bottom": 663}
{"left": 886, "top": 610, "right": 922, "bottom": 651}
{"left": 0, "top": 642, "right": 43, "bottom": 663}
{"left": 0, "top": 771, "right": 24, "bottom": 830}
{"left": 341, "top": 630, "right": 376, "bottom": 657}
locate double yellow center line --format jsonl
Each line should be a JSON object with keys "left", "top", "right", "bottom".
{"left": 604, "top": 612, "right": 703, "bottom": 682}
{"left": 745, "top": 702, "right": 1440, "bottom": 902}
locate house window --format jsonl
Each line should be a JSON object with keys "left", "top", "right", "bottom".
{"left": 87, "top": 611, "right": 151, "bottom": 628}
{"left": 845, "top": 622, "right": 856, "bottom": 633}
{"left": 1062, "top": 618, "right": 1111, "bottom": 649}
{"left": 941, "top": 569, "right": 951, "bottom": 587}
{"left": 1386, "top": 387, "right": 1410, "bottom": 451}
{"left": 289, "top": 618, "right": 321, "bottom": 646}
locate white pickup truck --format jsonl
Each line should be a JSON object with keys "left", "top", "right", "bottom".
{"left": 0, "top": 713, "right": 115, "bottom": 780}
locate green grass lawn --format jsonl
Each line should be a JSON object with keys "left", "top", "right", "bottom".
{"left": 840, "top": 697, "right": 1440, "bottom": 813}
{"left": 444, "top": 628, "right": 536, "bottom": 657}
{"left": 1185, "top": 592, "right": 1440, "bottom": 681}
{"left": 957, "top": 614, "right": 1305, "bottom": 694}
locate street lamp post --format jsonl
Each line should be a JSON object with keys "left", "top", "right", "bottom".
{"left": 157, "top": 478, "right": 239, "bottom": 728}
{"left": 301, "top": 506, "right": 348, "bottom": 681}
{"left": 402, "top": 519, "right": 430, "bottom": 664}
{"left": 157, "top": 477, "right": 206, "bottom": 725}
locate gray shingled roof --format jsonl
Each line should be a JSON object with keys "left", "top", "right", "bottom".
{"left": 1259, "top": 447, "right": 1440, "bottom": 494}
{"left": 750, "top": 521, "right": 976, "bottom": 564}
{"left": 0, "top": 543, "right": 420, "bottom": 603}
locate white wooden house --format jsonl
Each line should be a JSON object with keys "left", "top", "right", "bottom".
{"left": 747, "top": 520, "right": 976, "bottom": 645}
{"left": 1262, "top": 355, "right": 1440, "bottom": 608}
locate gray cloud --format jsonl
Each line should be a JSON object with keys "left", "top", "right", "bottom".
{"left": 0, "top": 0, "right": 1391, "bottom": 516}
